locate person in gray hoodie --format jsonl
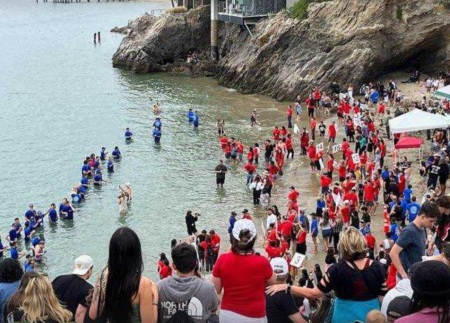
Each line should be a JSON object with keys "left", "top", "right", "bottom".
{"left": 157, "top": 243, "right": 219, "bottom": 323}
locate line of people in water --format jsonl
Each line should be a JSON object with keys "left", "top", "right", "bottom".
{"left": 1, "top": 128, "right": 134, "bottom": 270}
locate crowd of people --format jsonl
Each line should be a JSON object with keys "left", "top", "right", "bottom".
{"left": 2, "top": 76, "right": 450, "bottom": 323}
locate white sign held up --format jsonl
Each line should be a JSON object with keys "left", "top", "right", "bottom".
{"left": 316, "top": 142, "right": 324, "bottom": 152}
{"left": 290, "top": 253, "right": 306, "bottom": 268}
{"left": 332, "top": 144, "right": 341, "bottom": 153}
{"left": 352, "top": 153, "right": 361, "bottom": 164}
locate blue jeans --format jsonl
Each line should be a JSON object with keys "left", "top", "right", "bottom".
{"left": 246, "top": 173, "right": 254, "bottom": 185}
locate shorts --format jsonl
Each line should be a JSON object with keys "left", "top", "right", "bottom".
{"left": 321, "top": 186, "right": 329, "bottom": 194}
{"left": 231, "top": 154, "right": 237, "bottom": 160}
{"left": 339, "top": 176, "right": 345, "bottom": 182}
{"left": 225, "top": 153, "right": 231, "bottom": 159}
{"left": 216, "top": 177, "right": 225, "bottom": 185}
{"left": 322, "top": 229, "right": 332, "bottom": 238}
{"left": 365, "top": 201, "right": 374, "bottom": 207}
{"left": 328, "top": 137, "right": 335, "bottom": 143}
{"left": 312, "top": 230, "right": 318, "bottom": 238}
{"left": 187, "top": 226, "right": 197, "bottom": 236}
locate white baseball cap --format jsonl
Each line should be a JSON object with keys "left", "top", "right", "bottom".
{"left": 270, "top": 257, "right": 289, "bottom": 276}
{"left": 73, "top": 255, "right": 94, "bottom": 275}
{"left": 232, "top": 219, "right": 257, "bottom": 243}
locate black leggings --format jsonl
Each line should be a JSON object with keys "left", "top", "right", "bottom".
{"left": 287, "top": 149, "right": 294, "bottom": 159}
{"left": 308, "top": 108, "right": 314, "bottom": 118}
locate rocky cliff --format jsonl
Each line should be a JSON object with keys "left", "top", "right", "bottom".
{"left": 218, "top": 0, "right": 450, "bottom": 100}
{"left": 112, "top": 6, "right": 212, "bottom": 73}
{"left": 113, "top": 0, "right": 450, "bottom": 100}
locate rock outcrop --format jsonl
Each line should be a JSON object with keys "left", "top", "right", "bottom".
{"left": 112, "top": 6, "right": 212, "bottom": 73}
{"left": 218, "top": 0, "right": 450, "bottom": 100}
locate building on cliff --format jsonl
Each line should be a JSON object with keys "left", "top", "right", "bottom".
{"left": 216, "top": 0, "right": 286, "bottom": 24}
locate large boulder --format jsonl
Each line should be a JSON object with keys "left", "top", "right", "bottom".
{"left": 218, "top": 0, "right": 450, "bottom": 101}
{"left": 112, "top": 6, "right": 211, "bottom": 73}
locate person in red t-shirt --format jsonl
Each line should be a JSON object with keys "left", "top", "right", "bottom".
{"left": 265, "top": 240, "right": 281, "bottom": 259}
{"left": 272, "top": 126, "right": 280, "bottom": 142}
{"left": 320, "top": 173, "right": 333, "bottom": 195}
{"left": 328, "top": 121, "right": 337, "bottom": 143}
{"left": 210, "top": 230, "right": 221, "bottom": 265}
{"left": 307, "top": 142, "right": 317, "bottom": 172}
{"left": 310, "top": 118, "right": 317, "bottom": 141}
{"left": 244, "top": 161, "right": 256, "bottom": 185}
{"left": 242, "top": 209, "right": 253, "bottom": 220}
{"left": 279, "top": 217, "right": 293, "bottom": 242}
{"left": 365, "top": 231, "right": 376, "bottom": 259}
{"left": 340, "top": 201, "right": 351, "bottom": 224}
{"left": 212, "top": 219, "right": 276, "bottom": 321}
{"left": 363, "top": 180, "right": 375, "bottom": 215}
{"left": 306, "top": 97, "right": 315, "bottom": 118}
{"left": 287, "top": 186, "right": 300, "bottom": 202}
{"left": 286, "top": 105, "right": 294, "bottom": 128}
{"left": 219, "top": 135, "right": 229, "bottom": 151}
{"left": 341, "top": 139, "right": 350, "bottom": 160}
{"left": 159, "top": 259, "right": 173, "bottom": 279}
{"left": 338, "top": 160, "right": 347, "bottom": 182}
{"left": 286, "top": 134, "right": 294, "bottom": 159}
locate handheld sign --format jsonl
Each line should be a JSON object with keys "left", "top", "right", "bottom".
{"left": 290, "top": 253, "right": 306, "bottom": 268}
{"left": 332, "top": 144, "right": 341, "bottom": 153}
{"left": 316, "top": 142, "right": 324, "bottom": 152}
{"left": 294, "top": 124, "right": 300, "bottom": 134}
{"left": 352, "top": 153, "right": 361, "bottom": 164}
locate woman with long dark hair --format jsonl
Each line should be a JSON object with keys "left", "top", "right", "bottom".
{"left": 89, "top": 227, "right": 158, "bottom": 323}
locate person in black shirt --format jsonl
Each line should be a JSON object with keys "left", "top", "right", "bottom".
{"left": 266, "top": 258, "right": 305, "bottom": 323}
{"left": 215, "top": 160, "right": 228, "bottom": 188}
{"left": 52, "top": 255, "right": 93, "bottom": 322}
{"left": 185, "top": 210, "right": 199, "bottom": 236}
{"left": 439, "top": 158, "right": 449, "bottom": 194}
{"left": 427, "top": 155, "right": 441, "bottom": 189}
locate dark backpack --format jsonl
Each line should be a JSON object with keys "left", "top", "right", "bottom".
{"left": 166, "top": 299, "right": 195, "bottom": 323}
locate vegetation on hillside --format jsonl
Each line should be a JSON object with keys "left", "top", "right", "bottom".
{"left": 289, "top": 0, "right": 331, "bottom": 20}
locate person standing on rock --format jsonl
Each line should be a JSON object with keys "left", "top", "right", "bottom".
{"left": 286, "top": 105, "right": 293, "bottom": 128}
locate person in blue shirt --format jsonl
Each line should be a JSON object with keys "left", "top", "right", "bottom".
{"left": 107, "top": 157, "right": 114, "bottom": 173}
{"left": 406, "top": 196, "right": 421, "bottom": 223}
{"left": 13, "top": 218, "right": 22, "bottom": 239}
{"left": 93, "top": 156, "right": 101, "bottom": 172}
{"left": 310, "top": 213, "right": 319, "bottom": 253}
{"left": 193, "top": 111, "right": 199, "bottom": 128}
{"left": 81, "top": 160, "right": 92, "bottom": 176}
{"left": 400, "top": 195, "right": 408, "bottom": 219}
{"left": 93, "top": 170, "right": 106, "bottom": 186}
{"left": 153, "top": 117, "right": 162, "bottom": 131}
{"left": 23, "top": 221, "right": 35, "bottom": 243}
{"left": 403, "top": 184, "right": 413, "bottom": 203}
{"left": 125, "top": 127, "right": 133, "bottom": 140}
{"left": 112, "top": 146, "right": 121, "bottom": 160}
{"left": 370, "top": 89, "right": 379, "bottom": 104}
{"left": 45, "top": 203, "right": 58, "bottom": 223}
{"left": 71, "top": 187, "right": 83, "bottom": 203}
{"left": 9, "top": 242, "right": 19, "bottom": 260}
{"left": 81, "top": 175, "right": 90, "bottom": 188}
{"left": 187, "top": 108, "right": 194, "bottom": 123}
{"left": 316, "top": 198, "right": 326, "bottom": 217}
{"left": 7, "top": 224, "right": 18, "bottom": 243}
{"left": 153, "top": 127, "right": 162, "bottom": 143}
{"left": 100, "top": 147, "right": 108, "bottom": 161}
{"left": 24, "top": 204, "right": 36, "bottom": 221}
{"left": 381, "top": 166, "right": 390, "bottom": 182}
{"left": 60, "top": 200, "right": 74, "bottom": 220}
{"left": 390, "top": 220, "right": 399, "bottom": 242}
{"left": 31, "top": 234, "right": 45, "bottom": 248}
{"left": 23, "top": 255, "right": 35, "bottom": 272}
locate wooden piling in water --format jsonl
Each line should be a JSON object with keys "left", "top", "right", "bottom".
{"left": 94, "top": 33, "right": 97, "bottom": 44}
{"left": 97, "top": 32, "right": 101, "bottom": 43}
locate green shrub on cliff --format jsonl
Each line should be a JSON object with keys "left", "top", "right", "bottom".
{"left": 290, "top": 0, "right": 330, "bottom": 20}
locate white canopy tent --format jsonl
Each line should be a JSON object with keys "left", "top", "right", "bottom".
{"left": 389, "top": 109, "right": 450, "bottom": 134}
{"left": 435, "top": 85, "right": 450, "bottom": 99}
